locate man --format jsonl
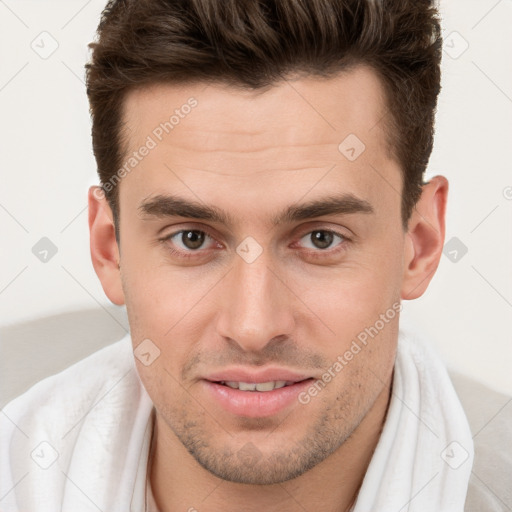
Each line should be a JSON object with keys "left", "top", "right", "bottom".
{"left": 1, "top": 0, "right": 510, "bottom": 511}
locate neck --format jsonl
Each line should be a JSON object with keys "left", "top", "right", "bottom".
{"left": 149, "top": 372, "right": 393, "bottom": 512}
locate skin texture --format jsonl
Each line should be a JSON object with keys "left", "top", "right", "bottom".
{"left": 88, "top": 66, "right": 447, "bottom": 512}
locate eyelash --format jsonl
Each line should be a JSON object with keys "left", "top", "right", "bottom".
{"left": 158, "top": 227, "right": 351, "bottom": 261}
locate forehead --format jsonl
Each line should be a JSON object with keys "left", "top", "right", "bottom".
{"left": 118, "top": 65, "right": 401, "bottom": 224}
{"left": 122, "top": 65, "right": 391, "bottom": 157}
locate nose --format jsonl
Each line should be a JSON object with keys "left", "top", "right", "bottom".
{"left": 215, "top": 248, "right": 296, "bottom": 353}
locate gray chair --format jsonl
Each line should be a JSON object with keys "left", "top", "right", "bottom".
{"left": 0, "top": 306, "right": 129, "bottom": 408}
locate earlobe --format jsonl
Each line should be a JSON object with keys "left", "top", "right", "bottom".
{"left": 88, "top": 186, "right": 125, "bottom": 305}
{"left": 401, "top": 176, "right": 448, "bottom": 300}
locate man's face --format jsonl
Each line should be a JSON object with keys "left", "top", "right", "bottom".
{"left": 117, "top": 66, "right": 405, "bottom": 484}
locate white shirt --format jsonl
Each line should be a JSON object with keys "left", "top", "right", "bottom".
{"left": 0, "top": 329, "right": 478, "bottom": 511}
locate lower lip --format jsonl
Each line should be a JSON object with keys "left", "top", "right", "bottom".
{"left": 202, "top": 379, "right": 313, "bottom": 418}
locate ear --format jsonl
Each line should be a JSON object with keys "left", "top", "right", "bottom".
{"left": 401, "top": 176, "right": 448, "bottom": 300}
{"left": 88, "top": 186, "right": 125, "bottom": 305}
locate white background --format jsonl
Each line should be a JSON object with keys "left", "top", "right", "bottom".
{"left": 1, "top": 0, "right": 511, "bottom": 394}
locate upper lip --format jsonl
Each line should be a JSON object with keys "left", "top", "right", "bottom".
{"left": 204, "top": 368, "right": 313, "bottom": 384}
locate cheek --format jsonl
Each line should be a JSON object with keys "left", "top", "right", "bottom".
{"left": 124, "top": 272, "right": 194, "bottom": 410}
{"left": 290, "top": 238, "right": 403, "bottom": 368}
{"left": 121, "top": 258, "right": 212, "bottom": 386}
{"left": 121, "top": 238, "right": 197, "bottom": 330}
{"left": 298, "top": 254, "right": 402, "bottom": 330}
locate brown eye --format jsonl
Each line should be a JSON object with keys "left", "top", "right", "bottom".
{"left": 163, "top": 229, "right": 215, "bottom": 253}
{"left": 300, "top": 230, "right": 344, "bottom": 250}
{"left": 179, "top": 230, "right": 206, "bottom": 250}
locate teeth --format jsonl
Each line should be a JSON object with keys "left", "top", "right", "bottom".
{"left": 222, "top": 380, "right": 290, "bottom": 392}
{"left": 239, "top": 382, "right": 257, "bottom": 391}
{"left": 255, "top": 381, "right": 275, "bottom": 392}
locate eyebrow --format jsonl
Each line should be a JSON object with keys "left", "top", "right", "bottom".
{"left": 138, "top": 193, "right": 374, "bottom": 227}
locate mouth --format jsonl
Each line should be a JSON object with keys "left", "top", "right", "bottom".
{"left": 202, "top": 376, "right": 315, "bottom": 418}
{"left": 213, "top": 379, "right": 309, "bottom": 392}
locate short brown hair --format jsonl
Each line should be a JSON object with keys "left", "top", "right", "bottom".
{"left": 85, "top": 0, "right": 442, "bottom": 233}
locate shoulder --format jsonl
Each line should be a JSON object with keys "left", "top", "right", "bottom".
{"left": 1, "top": 333, "right": 137, "bottom": 424}
{"left": 0, "top": 334, "right": 151, "bottom": 511}
{"left": 448, "top": 371, "right": 512, "bottom": 511}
